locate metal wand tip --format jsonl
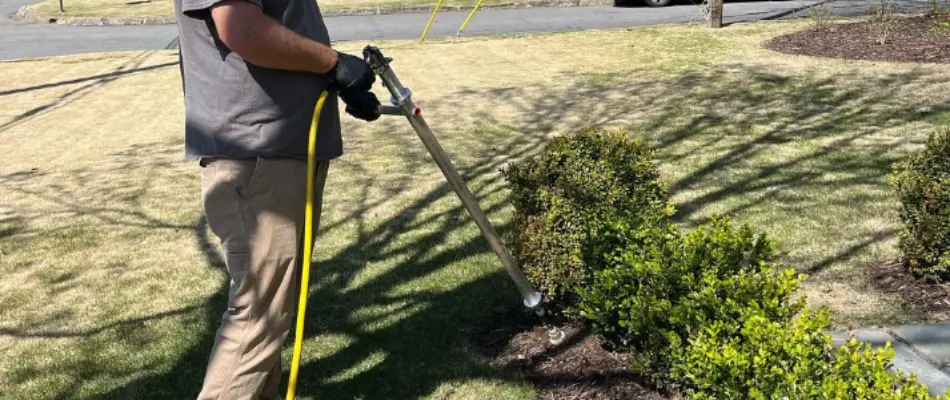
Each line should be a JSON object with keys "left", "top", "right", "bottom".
{"left": 547, "top": 326, "right": 567, "bottom": 346}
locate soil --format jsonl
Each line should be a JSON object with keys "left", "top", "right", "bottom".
{"left": 764, "top": 14, "right": 950, "bottom": 64}
{"left": 469, "top": 310, "right": 670, "bottom": 400}
{"left": 868, "top": 261, "right": 950, "bottom": 317}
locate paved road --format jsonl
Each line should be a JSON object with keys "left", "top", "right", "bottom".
{"left": 0, "top": 0, "right": 178, "bottom": 59}
{"left": 0, "top": 0, "right": 935, "bottom": 60}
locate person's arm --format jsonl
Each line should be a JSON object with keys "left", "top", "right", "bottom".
{"left": 209, "top": 0, "right": 337, "bottom": 74}
{"left": 189, "top": 0, "right": 380, "bottom": 120}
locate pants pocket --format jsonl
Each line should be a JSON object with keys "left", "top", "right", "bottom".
{"left": 236, "top": 158, "right": 268, "bottom": 200}
{"left": 225, "top": 253, "right": 252, "bottom": 317}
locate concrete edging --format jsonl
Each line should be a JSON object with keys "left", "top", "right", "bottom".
{"left": 13, "top": 0, "right": 614, "bottom": 26}
{"left": 832, "top": 328, "right": 950, "bottom": 397}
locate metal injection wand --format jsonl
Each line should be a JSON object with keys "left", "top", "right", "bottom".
{"left": 366, "top": 45, "right": 565, "bottom": 345}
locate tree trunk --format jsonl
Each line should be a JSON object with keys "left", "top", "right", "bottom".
{"left": 708, "top": 0, "right": 723, "bottom": 28}
{"left": 59, "top": 0, "right": 64, "bottom": 12}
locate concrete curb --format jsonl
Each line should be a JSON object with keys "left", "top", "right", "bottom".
{"left": 891, "top": 322, "right": 950, "bottom": 372}
{"left": 13, "top": 0, "right": 614, "bottom": 26}
{"left": 831, "top": 328, "right": 950, "bottom": 397}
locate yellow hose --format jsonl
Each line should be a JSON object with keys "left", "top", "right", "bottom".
{"left": 286, "top": 90, "right": 329, "bottom": 400}
{"left": 457, "top": 0, "right": 484, "bottom": 36}
{"left": 420, "top": 0, "right": 445, "bottom": 42}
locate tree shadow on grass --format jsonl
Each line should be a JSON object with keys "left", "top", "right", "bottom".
{"left": 3, "top": 61, "right": 948, "bottom": 399}
{"left": 458, "top": 64, "right": 946, "bottom": 272}
{"left": 283, "top": 59, "right": 944, "bottom": 394}
{"left": 0, "top": 108, "right": 552, "bottom": 398}
{"left": 0, "top": 60, "right": 178, "bottom": 98}
{"left": 0, "top": 77, "right": 544, "bottom": 397}
{"left": 78, "top": 133, "right": 549, "bottom": 400}
{"left": 0, "top": 51, "right": 178, "bottom": 135}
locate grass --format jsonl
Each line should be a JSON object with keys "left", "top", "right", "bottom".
{"left": 28, "top": 0, "right": 172, "bottom": 19}
{"left": 2, "top": 20, "right": 949, "bottom": 398}
{"left": 25, "top": 0, "right": 594, "bottom": 20}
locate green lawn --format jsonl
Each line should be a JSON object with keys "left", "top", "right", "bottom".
{"left": 1, "top": 21, "right": 948, "bottom": 398}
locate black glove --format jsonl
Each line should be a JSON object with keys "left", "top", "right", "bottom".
{"left": 329, "top": 52, "right": 375, "bottom": 92}
{"left": 339, "top": 89, "right": 381, "bottom": 122}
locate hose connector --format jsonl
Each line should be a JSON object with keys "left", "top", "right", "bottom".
{"left": 525, "top": 297, "right": 566, "bottom": 346}
{"left": 547, "top": 325, "right": 567, "bottom": 346}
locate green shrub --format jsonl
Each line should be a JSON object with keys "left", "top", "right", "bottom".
{"left": 672, "top": 310, "right": 941, "bottom": 400}
{"left": 577, "top": 217, "right": 805, "bottom": 373}
{"left": 891, "top": 127, "right": 950, "bottom": 282}
{"left": 502, "top": 128, "right": 672, "bottom": 311}
{"left": 506, "top": 129, "right": 947, "bottom": 400}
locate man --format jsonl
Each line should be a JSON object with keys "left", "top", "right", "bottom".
{"left": 173, "top": 0, "right": 380, "bottom": 397}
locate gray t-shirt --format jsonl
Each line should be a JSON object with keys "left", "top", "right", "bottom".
{"left": 174, "top": 0, "right": 342, "bottom": 161}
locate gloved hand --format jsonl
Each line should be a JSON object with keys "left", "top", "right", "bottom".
{"left": 339, "top": 89, "right": 381, "bottom": 122}
{"left": 329, "top": 52, "right": 375, "bottom": 92}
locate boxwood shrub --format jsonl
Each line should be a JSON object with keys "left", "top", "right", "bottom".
{"left": 506, "top": 128, "right": 946, "bottom": 399}
{"left": 579, "top": 217, "right": 943, "bottom": 398}
{"left": 891, "top": 127, "right": 950, "bottom": 282}
{"left": 672, "top": 310, "right": 939, "bottom": 399}
{"left": 502, "top": 128, "right": 673, "bottom": 312}
{"left": 577, "top": 217, "right": 804, "bottom": 373}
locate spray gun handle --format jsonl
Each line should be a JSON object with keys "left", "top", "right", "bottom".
{"left": 364, "top": 46, "right": 412, "bottom": 104}
{"left": 365, "top": 46, "right": 423, "bottom": 119}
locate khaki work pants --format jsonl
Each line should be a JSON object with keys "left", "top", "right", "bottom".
{"left": 197, "top": 157, "right": 329, "bottom": 400}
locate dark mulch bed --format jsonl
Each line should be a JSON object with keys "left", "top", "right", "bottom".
{"left": 869, "top": 261, "right": 950, "bottom": 316}
{"left": 470, "top": 310, "right": 670, "bottom": 400}
{"left": 764, "top": 14, "right": 950, "bottom": 64}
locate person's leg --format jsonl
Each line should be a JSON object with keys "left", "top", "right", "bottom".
{"left": 197, "top": 158, "right": 329, "bottom": 400}
{"left": 258, "top": 358, "right": 282, "bottom": 400}
{"left": 259, "top": 160, "right": 330, "bottom": 400}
